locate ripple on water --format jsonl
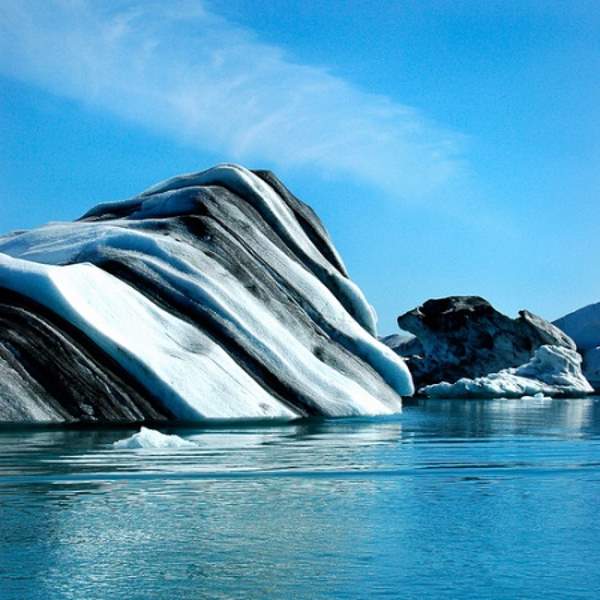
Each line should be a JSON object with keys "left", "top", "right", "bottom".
{"left": 1, "top": 397, "right": 600, "bottom": 600}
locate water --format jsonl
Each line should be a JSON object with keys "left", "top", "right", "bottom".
{"left": 2, "top": 397, "right": 600, "bottom": 599}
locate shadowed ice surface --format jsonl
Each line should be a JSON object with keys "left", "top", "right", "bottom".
{"left": 1, "top": 397, "right": 600, "bottom": 599}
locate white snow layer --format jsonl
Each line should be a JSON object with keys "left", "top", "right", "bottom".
{"left": 421, "top": 345, "right": 593, "bottom": 398}
{"left": 87, "top": 164, "right": 378, "bottom": 335}
{"left": 113, "top": 427, "right": 197, "bottom": 449}
{"left": 0, "top": 164, "right": 413, "bottom": 419}
{"left": 0, "top": 254, "right": 296, "bottom": 420}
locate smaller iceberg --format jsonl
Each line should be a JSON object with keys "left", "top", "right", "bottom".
{"left": 421, "top": 345, "right": 593, "bottom": 398}
{"left": 113, "top": 427, "right": 197, "bottom": 449}
{"left": 393, "top": 296, "right": 575, "bottom": 388}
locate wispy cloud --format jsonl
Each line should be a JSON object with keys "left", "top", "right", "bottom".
{"left": 0, "top": 0, "right": 465, "bottom": 198}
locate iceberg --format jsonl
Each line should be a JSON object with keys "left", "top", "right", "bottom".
{"left": 0, "top": 164, "right": 413, "bottom": 423}
{"left": 113, "top": 427, "right": 197, "bottom": 449}
{"left": 390, "top": 296, "right": 575, "bottom": 388}
{"left": 421, "top": 345, "right": 593, "bottom": 398}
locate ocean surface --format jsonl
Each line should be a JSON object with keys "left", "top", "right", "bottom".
{"left": 1, "top": 397, "right": 600, "bottom": 599}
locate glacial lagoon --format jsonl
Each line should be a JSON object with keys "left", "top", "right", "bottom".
{"left": 2, "top": 397, "right": 600, "bottom": 599}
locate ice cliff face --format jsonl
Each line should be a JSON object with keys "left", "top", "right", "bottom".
{"left": 421, "top": 345, "right": 593, "bottom": 398}
{"left": 393, "top": 296, "right": 575, "bottom": 388}
{"left": 0, "top": 164, "right": 413, "bottom": 423}
{"left": 554, "top": 302, "right": 600, "bottom": 390}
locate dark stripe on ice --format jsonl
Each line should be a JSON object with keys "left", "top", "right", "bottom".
{"left": 0, "top": 288, "right": 173, "bottom": 423}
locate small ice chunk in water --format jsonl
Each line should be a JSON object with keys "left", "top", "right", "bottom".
{"left": 113, "top": 427, "right": 197, "bottom": 449}
{"left": 520, "top": 392, "right": 549, "bottom": 400}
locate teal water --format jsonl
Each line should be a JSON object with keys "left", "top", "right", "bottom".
{"left": 1, "top": 397, "right": 600, "bottom": 599}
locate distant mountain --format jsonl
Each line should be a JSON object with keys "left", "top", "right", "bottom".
{"left": 554, "top": 303, "right": 600, "bottom": 389}
{"left": 554, "top": 302, "right": 600, "bottom": 351}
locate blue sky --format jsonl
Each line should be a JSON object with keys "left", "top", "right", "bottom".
{"left": 1, "top": 1, "right": 599, "bottom": 334}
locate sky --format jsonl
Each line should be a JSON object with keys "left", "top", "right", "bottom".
{"left": 0, "top": 0, "right": 599, "bottom": 335}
